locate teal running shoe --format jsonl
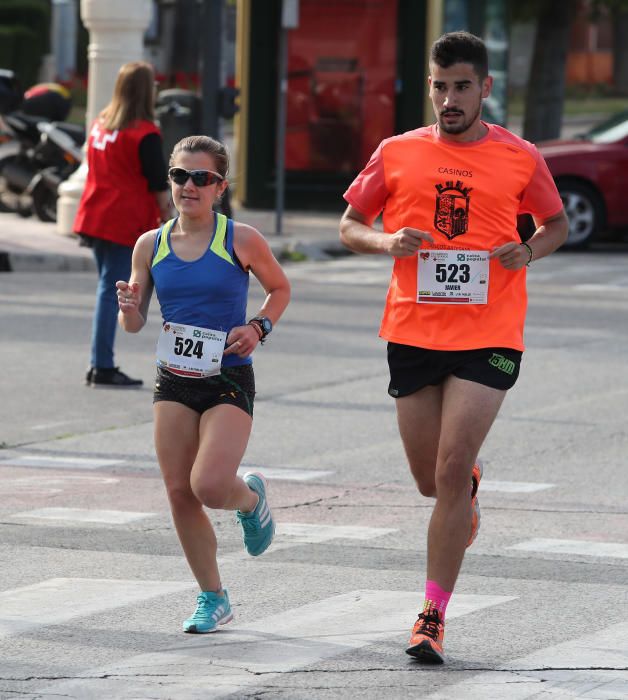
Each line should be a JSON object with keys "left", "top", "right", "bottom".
{"left": 236, "top": 471, "right": 275, "bottom": 556}
{"left": 183, "top": 589, "right": 233, "bottom": 634}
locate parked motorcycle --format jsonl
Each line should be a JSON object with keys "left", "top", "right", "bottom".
{"left": 0, "top": 111, "right": 84, "bottom": 222}
{"left": 0, "top": 74, "right": 84, "bottom": 222}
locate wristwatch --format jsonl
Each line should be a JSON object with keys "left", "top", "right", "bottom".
{"left": 249, "top": 316, "right": 273, "bottom": 343}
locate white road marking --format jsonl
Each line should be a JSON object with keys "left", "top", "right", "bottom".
{"left": 509, "top": 538, "right": 628, "bottom": 559}
{"left": 276, "top": 522, "right": 397, "bottom": 543}
{"left": 31, "top": 420, "right": 90, "bottom": 431}
{"left": 427, "top": 619, "right": 628, "bottom": 699}
{"left": 238, "top": 466, "right": 333, "bottom": 481}
{"left": 38, "top": 591, "right": 516, "bottom": 698}
{"left": 219, "top": 523, "right": 397, "bottom": 563}
{"left": 0, "top": 454, "right": 123, "bottom": 470}
{"left": 525, "top": 324, "right": 616, "bottom": 338}
{"left": 0, "top": 578, "right": 194, "bottom": 639}
{"left": 11, "top": 507, "right": 154, "bottom": 524}
{"left": 480, "top": 480, "right": 555, "bottom": 493}
{"left": 288, "top": 258, "right": 388, "bottom": 274}
{"left": 576, "top": 282, "right": 628, "bottom": 291}
{"left": 0, "top": 475, "right": 119, "bottom": 496}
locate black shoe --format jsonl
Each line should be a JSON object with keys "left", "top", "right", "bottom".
{"left": 90, "top": 367, "right": 143, "bottom": 388}
{"left": 85, "top": 367, "right": 94, "bottom": 386}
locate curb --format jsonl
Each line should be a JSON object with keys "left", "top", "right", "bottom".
{"left": 0, "top": 236, "right": 349, "bottom": 273}
{"left": 1, "top": 250, "right": 96, "bottom": 273}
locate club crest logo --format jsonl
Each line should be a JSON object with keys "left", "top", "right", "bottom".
{"left": 434, "top": 180, "right": 472, "bottom": 239}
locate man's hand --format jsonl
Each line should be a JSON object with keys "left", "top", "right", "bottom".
{"left": 490, "top": 243, "right": 530, "bottom": 270}
{"left": 387, "top": 227, "right": 435, "bottom": 257}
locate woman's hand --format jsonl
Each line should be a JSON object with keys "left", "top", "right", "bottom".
{"left": 116, "top": 281, "right": 140, "bottom": 313}
{"left": 223, "top": 324, "right": 260, "bottom": 357}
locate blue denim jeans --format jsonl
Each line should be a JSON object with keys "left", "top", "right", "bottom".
{"left": 90, "top": 238, "right": 133, "bottom": 369}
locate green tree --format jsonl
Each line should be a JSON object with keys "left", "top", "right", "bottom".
{"left": 602, "top": 0, "right": 628, "bottom": 93}
{"left": 515, "top": 0, "right": 628, "bottom": 142}
{"left": 517, "top": 0, "right": 576, "bottom": 143}
{"left": 0, "top": 0, "right": 50, "bottom": 88}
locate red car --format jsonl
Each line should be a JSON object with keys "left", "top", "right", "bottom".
{"left": 537, "top": 111, "right": 628, "bottom": 248}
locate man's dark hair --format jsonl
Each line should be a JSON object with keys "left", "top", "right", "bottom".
{"left": 430, "top": 31, "right": 488, "bottom": 81}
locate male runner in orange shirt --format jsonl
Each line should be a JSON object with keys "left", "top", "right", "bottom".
{"left": 340, "top": 31, "right": 568, "bottom": 663}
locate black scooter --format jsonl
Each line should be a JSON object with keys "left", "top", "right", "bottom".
{"left": 0, "top": 111, "right": 84, "bottom": 222}
{"left": 0, "top": 70, "right": 85, "bottom": 222}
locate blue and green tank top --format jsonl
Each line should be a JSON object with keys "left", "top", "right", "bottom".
{"left": 151, "top": 213, "right": 251, "bottom": 367}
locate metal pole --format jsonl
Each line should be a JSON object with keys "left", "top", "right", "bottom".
{"left": 275, "top": 25, "right": 288, "bottom": 236}
{"left": 200, "top": 0, "right": 222, "bottom": 139}
{"left": 275, "top": 0, "right": 299, "bottom": 236}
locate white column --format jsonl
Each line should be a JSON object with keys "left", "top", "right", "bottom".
{"left": 56, "top": 0, "right": 153, "bottom": 235}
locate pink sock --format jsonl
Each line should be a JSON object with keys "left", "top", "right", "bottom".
{"left": 424, "top": 580, "right": 452, "bottom": 619}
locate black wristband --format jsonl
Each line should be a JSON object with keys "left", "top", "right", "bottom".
{"left": 248, "top": 320, "right": 264, "bottom": 342}
{"left": 521, "top": 242, "right": 533, "bottom": 266}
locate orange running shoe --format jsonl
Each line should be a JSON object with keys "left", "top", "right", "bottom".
{"left": 467, "top": 460, "right": 483, "bottom": 547}
{"left": 405, "top": 604, "right": 445, "bottom": 663}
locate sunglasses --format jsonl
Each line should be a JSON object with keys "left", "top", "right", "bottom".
{"left": 168, "top": 167, "right": 224, "bottom": 187}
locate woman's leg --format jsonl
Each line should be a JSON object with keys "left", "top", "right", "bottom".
{"left": 191, "top": 403, "right": 256, "bottom": 513}
{"left": 154, "top": 400, "right": 224, "bottom": 592}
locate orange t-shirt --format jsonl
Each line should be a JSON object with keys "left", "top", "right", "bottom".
{"left": 343, "top": 123, "right": 563, "bottom": 351}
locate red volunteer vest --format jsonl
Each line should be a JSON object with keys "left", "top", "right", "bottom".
{"left": 74, "top": 119, "right": 162, "bottom": 247}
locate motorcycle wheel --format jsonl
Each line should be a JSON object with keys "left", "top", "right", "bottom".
{"left": 32, "top": 181, "right": 57, "bottom": 223}
{"left": 0, "top": 155, "right": 22, "bottom": 214}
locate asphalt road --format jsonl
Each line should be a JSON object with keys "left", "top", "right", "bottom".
{"left": 1, "top": 244, "right": 627, "bottom": 699}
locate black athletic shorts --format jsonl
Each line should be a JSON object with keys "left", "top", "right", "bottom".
{"left": 153, "top": 364, "right": 255, "bottom": 417}
{"left": 387, "top": 342, "right": 522, "bottom": 397}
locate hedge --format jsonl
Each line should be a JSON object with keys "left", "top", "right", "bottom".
{"left": 0, "top": 0, "right": 49, "bottom": 88}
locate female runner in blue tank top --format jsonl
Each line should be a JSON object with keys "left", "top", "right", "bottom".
{"left": 115, "top": 135, "right": 291, "bottom": 633}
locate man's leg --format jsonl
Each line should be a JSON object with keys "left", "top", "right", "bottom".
{"left": 402, "top": 375, "right": 506, "bottom": 662}
{"left": 427, "top": 375, "right": 506, "bottom": 591}
{"left": 395, "top": 383, "right": 443, "bottom": 498}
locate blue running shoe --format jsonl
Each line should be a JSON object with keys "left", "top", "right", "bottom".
{"left": 236, "top": 471, "right": 275, "bottom": 556}
{"left": 183, "top": 589, "right": 233, "bottom": 634}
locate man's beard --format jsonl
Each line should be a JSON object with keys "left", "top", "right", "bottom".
{"left": 438, "top": 100, "right": 482, "bottom": 135}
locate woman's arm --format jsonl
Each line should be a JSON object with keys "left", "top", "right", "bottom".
{"left": 223, "top": 222, "right": 291, "bottom": 357}
{"left": 116, "top": 231, "right": 156, "bottom": 333}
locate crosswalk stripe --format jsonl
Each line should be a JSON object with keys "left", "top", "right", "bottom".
{"left": 480, "top": 480, "right": 555, "bottom": 493}
{"left": 0, "top": 578, "right": 195, "bottom": 639}
{"left": 0, "top": 454, "right": 123, "bottom": 469}
{"left": 10, "top": 507, "right": 155, "bottom": 524}
{"left": 426, "top": 619, "right": 628, "bottom": 699}
{"left": 238, "top": 466, "right": 333, "bottom": 481}
{"left": 508, "top": 538, "right": 628, "bottom": 559}
{"left": 276, "top": 522, "right": 397, "bottom": 543}
{"left": 37, "top": 591, "right": 516, "bottom": 698}
{"left": 1, "top": 475, "right": 119, "bottom": 496}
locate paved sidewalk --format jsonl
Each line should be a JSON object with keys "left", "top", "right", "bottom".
{"left": 0, "top": 207, "right": 346, "bottom": 273}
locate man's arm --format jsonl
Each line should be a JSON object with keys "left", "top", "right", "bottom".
{"left": 490, "top": 210, "right": 569, "bottom": 270}
{"left": 527, "top": 209, "right": 569, "bottom": 260}
{"left": 339, "top": 205, "right": 434, "bottom": 258}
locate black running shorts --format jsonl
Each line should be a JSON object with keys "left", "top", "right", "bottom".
{"left": 387, "top": 342, "right": 522, "bottom": 398}
{"left": 153, "top": 365, "right": 255, "bottom": 417}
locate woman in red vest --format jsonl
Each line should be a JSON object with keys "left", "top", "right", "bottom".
{"left": 75, "top": 61, "right": 172, "bottom": 387}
